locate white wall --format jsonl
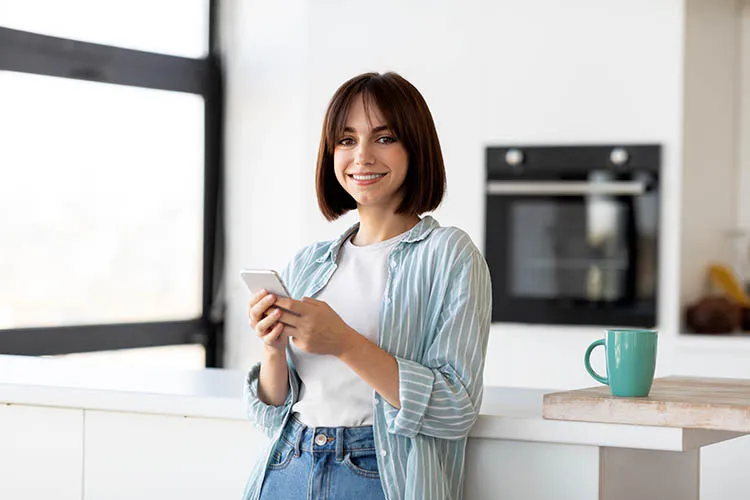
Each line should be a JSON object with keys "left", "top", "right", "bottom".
{"left": 221, "top": 0, "right": 687, "bottom": 389}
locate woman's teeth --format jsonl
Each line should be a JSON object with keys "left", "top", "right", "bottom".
{"left": 351, "top": 174, "right": 385, "bottom": 181}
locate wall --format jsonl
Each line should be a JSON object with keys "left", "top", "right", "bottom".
{"left": 740, "top": 1, "right": 750, "bottom": 229}
{"left": 220, "top": 0, "right": 686, "bottom": 389}
{"left": 679, "top": 0, "right": 741, "bottom": 309}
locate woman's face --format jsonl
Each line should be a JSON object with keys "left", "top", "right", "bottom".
{"left": 333, "top": 96, "right": 409, "bottom": 214}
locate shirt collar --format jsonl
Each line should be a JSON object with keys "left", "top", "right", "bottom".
{"left": 316, "top": 215, "right": 439, "bottom": 264}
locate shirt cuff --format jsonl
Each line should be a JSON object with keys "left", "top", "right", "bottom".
{"left": 244, "top": 361, "right": 293, "bottom": 437}
{"left": 386, "top": 357, "right": 435, "bottom": 438}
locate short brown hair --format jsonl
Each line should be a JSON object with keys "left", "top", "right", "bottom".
{"left": 315, "top": 72, "right": 446, "bottom": 221}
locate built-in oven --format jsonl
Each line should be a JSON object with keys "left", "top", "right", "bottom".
{"left": 484, "top": 144, "right": 660, "bottom": 327}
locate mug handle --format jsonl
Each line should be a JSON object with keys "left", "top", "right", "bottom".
{"left": 584, "top": 339, "right": 608, "bottom": 385}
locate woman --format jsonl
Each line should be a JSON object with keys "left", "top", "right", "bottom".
{"left": 243, "top": 71, "right": 492, "bottom": 500}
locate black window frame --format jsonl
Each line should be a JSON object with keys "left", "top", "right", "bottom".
{"left": 0, "top": 0, "right": 225, "bottom": 367}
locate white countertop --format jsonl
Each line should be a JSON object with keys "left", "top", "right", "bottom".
{"left": 0, "top": 354, "right": 741, "bottom": 452}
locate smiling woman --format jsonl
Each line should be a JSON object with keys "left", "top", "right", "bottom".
{"left": 242, "top": 72, "right": 491, "bottom": 500}
{"left": 332, "top": 99, "right": 410, "bottom": 222}
{"left": 316, "top": 72, "right": 445, "bottom": 226}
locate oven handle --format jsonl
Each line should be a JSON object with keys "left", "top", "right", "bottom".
{"left": 486, "top": 180, "right": 646, "bottom": 196}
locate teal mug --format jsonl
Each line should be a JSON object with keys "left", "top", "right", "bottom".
{"left": 584, "top": 329, "right": 658, "bottom": 397}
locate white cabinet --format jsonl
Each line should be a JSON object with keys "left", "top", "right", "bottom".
{"left": 464, "top": 438, "right": 599, "bottom": 500}
{"left": 0, "top": 404, "right": 83, "bottom": 500}
{"left": 1, "top": 400, "right": 746, "bottom": 500}
{"left": 701, "top": 434, "right": 750, "bottom": 500}
{"left": 83, "top": 410, "right": 265, "bottom": 500}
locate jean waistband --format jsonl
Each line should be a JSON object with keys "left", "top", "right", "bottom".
{"left": 280, "top": 415, "right": 376, "bottom": 460}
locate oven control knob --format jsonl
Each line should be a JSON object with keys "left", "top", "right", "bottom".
{"left": 505, "top": 148, "right": 524, "bottom": 167}
{"left": 610, "top": 147, "right": 629, "bottom": 166}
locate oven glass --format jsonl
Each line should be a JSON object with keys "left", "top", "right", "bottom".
{"left": 508, "top": 171, "right": 657, "bottom": 303}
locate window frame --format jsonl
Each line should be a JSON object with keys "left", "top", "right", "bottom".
{"left": 0, "top": 0, "right": 225, "bottom": 367}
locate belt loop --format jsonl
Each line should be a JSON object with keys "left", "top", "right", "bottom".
{"left": 335, "top": 427, "right": 344, "bottom": 461}
{"left": 293, "top": 421, "right": 304, "bottom": 457}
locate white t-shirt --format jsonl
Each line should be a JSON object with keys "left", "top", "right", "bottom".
{"left": 289, "top": 231, "right": 403, "bottom": 427}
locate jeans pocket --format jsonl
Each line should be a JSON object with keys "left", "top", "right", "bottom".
{"left": 267, "top": 437, "right": 295, "bottom": 471}
{"left": 342, "top": 451, "right": 380, "bottom": 479}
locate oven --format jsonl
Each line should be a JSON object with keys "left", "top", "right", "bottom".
{"left": 484, "top": 144, "right": 660, "bottom": 327}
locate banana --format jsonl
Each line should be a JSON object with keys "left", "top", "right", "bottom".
{"left": 708, "top": 264, "right": 750, "bottom": 307}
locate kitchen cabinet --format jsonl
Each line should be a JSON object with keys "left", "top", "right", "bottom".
{"left": 464, "top": 439, "right": 599, "bottom": 500}
{"left": 84, "top": 410, "right": 263, "bottom": 500}
{"left": 4, "top": 354, "right": 750, "bottom": 500}
{"left": 0, "top": 404, "right": 84, "bottom": 500}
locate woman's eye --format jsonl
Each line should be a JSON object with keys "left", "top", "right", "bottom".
{"left": 338, "top": 137, "right": 355, "bottom": 146}
{"left": 377, "top": 136, "right": 396, "bottom": 145}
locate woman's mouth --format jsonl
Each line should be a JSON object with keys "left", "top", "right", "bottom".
{"left": 348, "top": 173, "right": 386, "bottom": 186}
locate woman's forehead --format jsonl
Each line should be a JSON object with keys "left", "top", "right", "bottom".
{"left": 343, "top": 95, "right": 389, "bottom": 129}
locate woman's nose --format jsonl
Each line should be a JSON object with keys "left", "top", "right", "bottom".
{"left": 355, "top": 142, "right": 374, "bottom": 166}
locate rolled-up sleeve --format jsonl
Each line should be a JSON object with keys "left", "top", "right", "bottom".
{"left": 385, "top": 247, "right": 492, "bottom": 440}
{"left": 244, "top": 361, "right": 299, "bottom": 439}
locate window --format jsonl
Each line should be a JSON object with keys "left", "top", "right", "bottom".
{"left": 0, "top": 0, "right": 208, "bottom": 57}
{"left": 0, "top": 0, "right": 224, "bottom": 367}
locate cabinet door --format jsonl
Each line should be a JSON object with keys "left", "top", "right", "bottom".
{"left": 463, "top": 438, "right": 599, "bottom": 500}
{"left": 84, "top": 410, "right": 265, "bottom": 500}
{"left": 0, "top": 404, "right": 84, "bottom": 500}
{"left": 701, "top": 433, "right": 750, "bottom": 500}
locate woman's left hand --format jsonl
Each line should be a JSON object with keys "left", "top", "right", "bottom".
{"left": 272, "top": 297, "right": 355, "bottom": 356}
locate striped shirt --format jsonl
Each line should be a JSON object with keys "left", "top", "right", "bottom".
{"left": 242, "top": 215, "right": 492, "bottom": 500}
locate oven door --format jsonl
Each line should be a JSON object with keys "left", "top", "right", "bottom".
{"left": 485, "top": 171, "right": 658, "bottom": 327}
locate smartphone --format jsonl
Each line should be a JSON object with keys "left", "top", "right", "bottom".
{"left": 240, "top": 269, "right": 291, "bottom": 298}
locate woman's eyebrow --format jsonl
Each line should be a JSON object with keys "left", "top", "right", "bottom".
{"left": 342, "top": 125, "right": 390, "bottom": 134}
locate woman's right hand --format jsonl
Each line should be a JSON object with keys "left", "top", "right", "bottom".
{"left": 248, "top": 290, "right": 288, "bottom": 351}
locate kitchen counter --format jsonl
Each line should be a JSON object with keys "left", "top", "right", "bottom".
{"left": 543, "top": 375, "right": 750, "bottom": 432}
{"left": 1, "top": 354, "right": 748, "bottom": 500}
{"left": 0, "top": 354, "right": 735, "bottom": 452}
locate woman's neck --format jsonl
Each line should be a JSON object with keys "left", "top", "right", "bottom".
{"left": 351, "top": 208, "right": 420, "bottom": 246}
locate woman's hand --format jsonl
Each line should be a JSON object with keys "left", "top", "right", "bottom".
{"left": 274, "top": 297, "right": 356, "bottom": 356}
{"left": 247, "top": 290, "right": 287, "bottom": 352}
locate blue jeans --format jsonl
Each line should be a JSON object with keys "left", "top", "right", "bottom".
{"left": 259, "top": 415, "right": 386, "bottom": 500}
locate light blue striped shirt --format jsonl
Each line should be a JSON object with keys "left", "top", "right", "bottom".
{"left": 243, "top": 216, "right": 492, "bottom": 500}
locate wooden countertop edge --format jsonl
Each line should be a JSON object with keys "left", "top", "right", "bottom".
{"left": 541, "top": 394, "right": 750, "bottom": 432}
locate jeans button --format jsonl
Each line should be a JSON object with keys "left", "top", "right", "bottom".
{"left": 314, "top": 433, "right": 327, "bottom": 446}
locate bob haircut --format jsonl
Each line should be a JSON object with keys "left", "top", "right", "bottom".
{"left": 315, "top": 72, "right": 446, "bottom": 221}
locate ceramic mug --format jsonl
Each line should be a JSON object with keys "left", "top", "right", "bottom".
{"left": 584, "top": 329, "right": 658, "bottom": 397}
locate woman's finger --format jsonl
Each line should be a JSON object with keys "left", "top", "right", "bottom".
{"left": 250, "top": 289, "right": 268, "bottom": 306}
{"left": 249, "top": 293, "right": 277, "bottom": 324}
{"left": 277, "top": 309, "right": 300, "bottom": 328}
{"left": 247, "top": 290, "right": 267, "bottom": 324}
{"left": 255, "top": 307, "right": 282, "bottom": 335}
{"left": 247, "top": 289, "right": 269, "bottom": 316}
{"left": 264, "top": 321, "right": 285, "bottom": 344}
{"left": 274, "top": 297, "right": 304, "bottom": 317}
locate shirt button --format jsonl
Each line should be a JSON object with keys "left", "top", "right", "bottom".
{"left": 390, "top": 261, "right": 396, "bottom": 269}
{"left": 314, "top": 434, "right": 327, "bottom": 446}
{"left": 380, "top": 449, "right": 388, "bottom": 457}
{"left": 385, "top": 297, "right": 392, "bottom": 305}
{"left": 373, "top": 397, "right": 379, "bottom": 405}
